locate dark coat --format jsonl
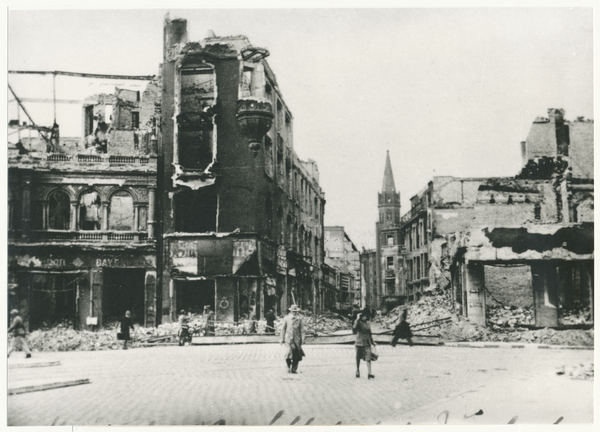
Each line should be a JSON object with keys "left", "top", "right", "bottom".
{"left": 120, "top": 317, "right": 134, "bottom": 340}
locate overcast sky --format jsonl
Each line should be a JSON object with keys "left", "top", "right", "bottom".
{"left": 7, "top": 7, "right": 593, "bottom": 249}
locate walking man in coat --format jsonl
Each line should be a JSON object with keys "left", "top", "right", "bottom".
{"left": 280, "top": 304, "right": 305, "bottom": 373}
{"left": 8, "top": 309, "right": 31, "bottom": 358}
{"left": 120, "top": 310, "right": 135, "bottom": 350}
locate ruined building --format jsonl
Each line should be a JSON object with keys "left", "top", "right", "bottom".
{"left": 8, "top": 81, "right": 160, "bottom": 330}
{"left": 371, "top": 109, "right": 593, "bottom": 326}
{"left": 158, "top": 18, "right": 325, "bottom": 324}
{"left": 7, "top": 16, "right": 326, "bottom": 330}
{"left": 323, "top": 226, "right": 361, "bottom": 310}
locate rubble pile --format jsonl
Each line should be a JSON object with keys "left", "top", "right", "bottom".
{"left": 25, "top": 310, "right": 349, "bottom": 351}
{"left": 373, "top": 291, "right": 456, "bottom": 333}
{"left": 486, "top": 303, "right": 535, "bottom": 328}
{"left": 560, "top": 307, "right": 593, "bottom": 325}
{"left": 372, "top": 292, "right": 594, "bottom": 346}
{"left": 298, "top": 310, "right": 349, "bottom": 335}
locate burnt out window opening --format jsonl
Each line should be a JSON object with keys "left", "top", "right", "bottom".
{"left": 131, "top": 111, "right": 140, "bottom": 129}
{"left": 79, "top": 191, "right": 102, "bottom": 230}
{"left": 534, "top": 203, "right": 541, "bottom": 220}
{"left": 286, "top": 159, "right": 293, "bottom": 196}
{"left": 241, "top": 67, "right": 253, "bottom": 98}
{"left": 30, "top": 273, "right": 78, "bottom": 330}
{"left": 108, "top": 191, "right": 135, "bottom": 231}
{"left": 48, "top": 189, "right": 71, "bottom": 230}
{"left": 179, "top": 67, "right": 216, "bottom": 170}
{"left": 277, "top": 145, "right": 284, "bottom": 187}
{"left": 174, "top": 187, "right": 217, "bottom": 233}
{"left": 387, "top": 256, "right": 394, "bottom": 270}
{"left": 387, "top": 234, "right": 394, "bottom": 246}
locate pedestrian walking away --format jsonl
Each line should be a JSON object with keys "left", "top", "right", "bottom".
{"left": 354, "top": 308, "right": 376, "bottom": 379}
{"left": 349, "top": 304, "right": 360, "bottom": 334}
{"left": 280, "top": 304, "right": 305, "bottom": 373}
{"left": 119, "top": 310, "right": 135, "bottom": 350}
{"left": 7, "top": 309, "right": 32, "bottom": 358}
{"left": 391, "top": 308, "right": 413, "bottom": 347}
{"left": 204, "top": 306, "right": 215, "bottom": 336}
{"left": 265, "top": 307, "right": 276, "bottom": 334}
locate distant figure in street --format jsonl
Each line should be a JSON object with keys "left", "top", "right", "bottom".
{"left": 8, "top": 309, "right": 31, "bottom": 358}
{"left": 204, "top": 306, "right": 215, "bottom": 336}
{"left": 280, "top": 304, "right": 305, "bottom": 373}
{"left": 178, "top": 310, "right": 189, "bottom": 337}
{"left": 245, "top": 312, "right": 257, "bottom": 334}
{"left": 265, "top": 307, "right": 276, "bottom": 334}
{"left": 354, "top": 309, "right": 375, "bottom": 379}
{"left": 120, "top": 310, "right": 134, "bottom": 350}
{"left": 349, "top": 304, "right": 360, "bottom": 334}
{"left": 391, "top": 309, "right": 413, "bottom": 347}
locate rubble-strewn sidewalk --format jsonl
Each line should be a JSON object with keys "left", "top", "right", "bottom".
{"left": 22, "top": 293, "right": 593, "bottom": 352}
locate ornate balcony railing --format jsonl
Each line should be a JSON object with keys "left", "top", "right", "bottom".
{"left": 28, "top": 230, "right": 151, "bottom": 243}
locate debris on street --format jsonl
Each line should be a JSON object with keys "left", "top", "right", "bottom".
{"left": 372, "top": 291, "right": 594, "bottom": 346}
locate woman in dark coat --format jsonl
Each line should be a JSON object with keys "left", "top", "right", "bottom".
{"left": 120, "top": 310, "right": 135, "bottom": 350}
{"left": 353, "top": 309, "right": 376, "bottom": 379}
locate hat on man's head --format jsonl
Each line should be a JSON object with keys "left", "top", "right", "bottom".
{"left": 290, "top": 304, "right": 300, "bottom": 312}
{"left": 10, "top": 309, "right": 18, "bottom": 316}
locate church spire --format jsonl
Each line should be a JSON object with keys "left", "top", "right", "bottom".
{"left": 382, "top": 150, "right": 396, "bottom": 193}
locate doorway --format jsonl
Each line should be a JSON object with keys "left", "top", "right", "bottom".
{"left": 103, "top": 268, "right": 146, "bottom": 325}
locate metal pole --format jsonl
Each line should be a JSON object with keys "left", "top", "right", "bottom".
{"left": 53, "top": 72, "right": 57, "bottom": 123}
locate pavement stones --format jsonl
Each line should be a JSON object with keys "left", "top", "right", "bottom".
{"left": 7, "top": 343, "right": 594, "bottom": 426}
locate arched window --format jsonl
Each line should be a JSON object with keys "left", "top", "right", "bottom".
{"left": 109, "top": 190, "right": 134, "bottom": 231}
{"left": 79, "top": 191, "right": 101, "bottom": 231}
{"left": 48, "top": 189, "right": 71, "bottom": 230}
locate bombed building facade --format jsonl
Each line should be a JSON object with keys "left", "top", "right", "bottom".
{"left": 8, "top": 82, "right": 160, "bottom": 331}
{"left": 323, "top": 226, "right": 361, "bottom": 310}
{"left": 157, "top": 18, "right": 325, "bottom": 324}
{"left": 371, "top": 109, "right": 593, "bottom": 326}
{"left": 7, "top": 17, "right": 326, "bottom": 330}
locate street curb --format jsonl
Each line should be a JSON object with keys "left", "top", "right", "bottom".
{"left": 440, "top": 342, "right": 593, "bottom": 350}
{"left": 9, "top": 360, "right": 61, "bottom": 369}
{"left": 8, "top": 378, "right": 90, "bottom": 395}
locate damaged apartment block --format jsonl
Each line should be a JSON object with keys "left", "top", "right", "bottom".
{"left": 159, "top": 17, "right": 326, "bottom": 324}
{"left": 368, "top": 109, "right": 593, "bottom": 328}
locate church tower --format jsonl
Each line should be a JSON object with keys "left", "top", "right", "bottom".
{"left": 374, "top": 150, "right": 402, "bottom": 310}
{"left": 378, "top": 150, "right": 401, "bottom": 227}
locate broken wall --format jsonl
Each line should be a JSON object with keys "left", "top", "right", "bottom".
{"left": 524, "top": 118, "right": 556, "bottom": 161}
{"left": 569, "top": 120, "right": 594, "bottom": 179}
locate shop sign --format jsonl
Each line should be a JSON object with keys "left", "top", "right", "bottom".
{"left": 170, "top": 240, "right": 198, "bottom": 275}
{"left": 277, "top": 245, "right": 287, "bottom": 274}
{"left": 232, "top": 239, "right": 257, "bottom": 274}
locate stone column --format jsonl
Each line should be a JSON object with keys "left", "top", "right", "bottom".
{"left": 71, "top": 202, "right": 77, "bottom": 230}
{"left": 42, "top": 201, "right": 48, "bottom": 230}
{"left": 148, "top": 186, "right": 156, "bottom": 239}
{"left": 134, "top": 205, "right": 140, "bottom": 231}
{"left": 465, "top": 261, "right": 486, "bottom": 326}
{"left": 101, "top": 202, "right": 109, "bottom": 231}
{"left": 531, "top": 262, "right": 559, "bottom": 327}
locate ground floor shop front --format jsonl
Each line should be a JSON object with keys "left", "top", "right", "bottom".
{"left": 162, "top": 236, "right": 320, "bottom": 324}
{"left": 8, "top": 246, "right": 157, "bottom": 331}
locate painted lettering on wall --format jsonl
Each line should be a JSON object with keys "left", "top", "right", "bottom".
{"left": 170, "top": 240, "right": 198, "bottom": 275}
